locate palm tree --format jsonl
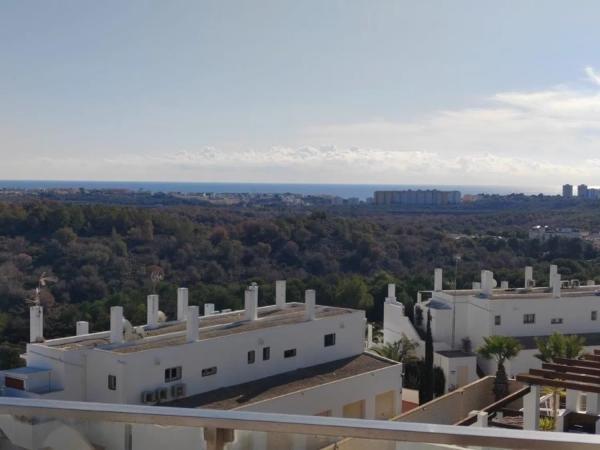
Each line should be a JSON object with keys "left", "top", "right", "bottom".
{"left": 373, "top": 335, "right": 419, "bottom": 363}
{"left": 477, "top": 335, "right": 522, "bottom": 400}
{"left": 535, "top": 333, "right": 586, "bottom": 418}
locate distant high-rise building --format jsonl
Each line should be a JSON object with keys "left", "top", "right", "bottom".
{"left": 578, "top": 184, "right": 589, "bottom": 198}
{"left": 562, "top": 184, "right": 573, "bottom": 198}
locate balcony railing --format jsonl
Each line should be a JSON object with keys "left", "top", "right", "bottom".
{"left": 1, "top": 397, "right": 600, "bottom": 450}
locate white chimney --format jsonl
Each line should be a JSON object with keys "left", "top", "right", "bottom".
{"left": 525, "top": 266, "right": 534, "bottom": 287}
{"left": 304, "top": 289, "right": 316, "bottom": 320}
{"left": 434, "top": 268, "right": 443, "bottom": 292}
{"left": 482, "top": 270, "right": 494, "bottom": 297}
{"left": 549, "top": 265, "right": 558, "bottom": 286}
{"left": 110, "top": 306, "right": 124, "bottom": 344}
{"left": 553, "top": 273, "right": 561, "bottom": 298}
{"left": 501, "top": 281, "right": 509, "bottom": 290}
{"left": 472, "top": 281, "right": 481, "bottom": 290}
{"left": 177, "top": 288, "right": 188, "bottom": 321}
{"left": 386, "top": 283, "right": 397, "bottom": 303}
{"left": 147, "top": 294, "right": 159, "bottom": 327}
{"left": 76, "top": 321, "right": 89, "bottom": 336}
{"left": 29, "top": 306, "right": 43, "bottom": 343}
{"left": 367, "top": 323, "right": 373, "bottom": 347}
{"left": 275, "top": 280, "right": 286, "bottom": 309}
{"left": 186, "top": 306, "right": 199, "bottom": 342}
{"left": 204, "top": 303, "right": 215, "bottom": 316}
{"left": 244, "top": 286, "right": 258, "bottom": 321}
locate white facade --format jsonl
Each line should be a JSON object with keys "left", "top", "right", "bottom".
{"left": 384, "top": 264, "right": 600, "bottom": 380}
{"left": 0, "top": 281, "right": 403, "bottom": 450}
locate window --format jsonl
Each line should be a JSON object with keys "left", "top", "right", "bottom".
{"left": 494, "top": 315, "right": 501, "bottom": 326}
{"left": 202, "top": 366, "right": 217, "bottom": 377}
{"left": 247, "top": 350, "right": 255, "bottom": 364}
{"left": 551, "top": 318, "right": 563, "bottom": 324}
{"left": 108, "top": 374, "right": 117, "bottom": 391}
{"left": 593, "top": 311, "right": 598, "bottom": 321}
{"left": 263, "top": 347, "right": 270, "bottom": 361}
{"left": 523, "top": 314, "right": 536, "bottom": 324}
{"left": 324, "top": 333, "right": 336, "bottom": 347}
{"left": 284, "top": 348, "right": 297, "bottom": 358}
{"left": 164, "top": 366, "right": 182, "bottom": 382}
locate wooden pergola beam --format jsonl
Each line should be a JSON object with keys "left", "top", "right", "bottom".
{"left": 542, "top": 362, "right": 600, "bottom": 377}
{"left": 529, "top": 368, "right": 600, "bottom": 386}
{"left": 554, "top": 357, "right": 600, "bottom": 369}
{"left": 516, "top": 374, "right": 600, "bottom": 394}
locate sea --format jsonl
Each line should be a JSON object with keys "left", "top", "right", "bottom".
{"left": 0, "top": 180, "right": 553, "bottom": 201}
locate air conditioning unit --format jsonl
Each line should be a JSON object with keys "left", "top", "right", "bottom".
{"left": 526, "top": 279, "right": 536, "bottom": 288}
{"left": 141, "top": 390, "right": 157, "bottom": 404}
{"left": 171, "top": 383, "right": 186, "bottom": 398}
{"left": 156, "top": 387, "right": 169, "bottom": 402}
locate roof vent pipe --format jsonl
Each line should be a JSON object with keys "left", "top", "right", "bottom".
{"left": 177, "top": 288, "right": 188, "bottom": 321}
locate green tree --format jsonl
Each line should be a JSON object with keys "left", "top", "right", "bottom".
{"left": 477, "top": 335, "right": 522, "bottom": 401}
{"left": 373, "top": 335, "right": 419, "bottom": 363}
{"left": 334, "top": 276, "right": 374, "bottom": 310}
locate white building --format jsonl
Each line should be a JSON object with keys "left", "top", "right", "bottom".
{"left": 0, "top": 282, "right": 403, "bottom": 450}
{"left": 528, "top": 225, "right": 583, "bottom": 241}
{"left": 384, "top": 265, "right": 600, "bottom": 387}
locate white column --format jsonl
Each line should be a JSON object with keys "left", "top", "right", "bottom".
{"left": 552, "top": 274, "right": 561, "bottom": 298}
{"left": 587, "top": 393, "right": 600, "bottom": 415}
{"left": 110, "top": 306, "right": 124, "bottom": 344}
{"left": 29, "top": 306, "right": 43, "bottom": 343}
{"left": 186, "top": 306, "right": 199, "bottom": 342}
{"left": 364, "top": 396, "right": 376, "bottom": 419}
{"left": 476, "top": 411, "right": 489, "bottom": 427}
{"left": 177, "top": 288, "right": 188, "bottom": 321}
{"left": 76, "top": 321, "right": 89, "bottom": 336}
{"left": 304, "top": 289, "right": 316, "bottom": 321}
{"left": 434, "top": 268, "right": 443, "bottom": 292}
{"left": 275, "top": 280, "right": 286, "bottom": 308}
{"left": 523, "top": 384, "right": 540, "bottom": 430}
{"left": 367, "top": 324, "right": 373, "bottom": 348}
{"left": 147, "top": 294, "right": 159, "bottom": 326}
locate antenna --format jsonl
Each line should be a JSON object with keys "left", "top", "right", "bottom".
{"left": 25, "top": 272, "right": 58, "bottom": 307}
{"left": 150, "top": 267, "right": 164, "bottom": 294}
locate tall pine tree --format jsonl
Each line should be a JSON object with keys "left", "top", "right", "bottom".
{"left": 419, "top": 309, "right": 435, "bottom": 404}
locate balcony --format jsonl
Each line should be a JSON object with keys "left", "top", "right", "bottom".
{"left": 1, "top": 396, "right": 600, "bottom": 450}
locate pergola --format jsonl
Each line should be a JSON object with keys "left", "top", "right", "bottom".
{"left": 516, "top": 351, "right": 600, "bottom": 432}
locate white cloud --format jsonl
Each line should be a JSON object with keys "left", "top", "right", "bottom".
{"left": 585, "top": 66, "right": 600, "bottom": 86}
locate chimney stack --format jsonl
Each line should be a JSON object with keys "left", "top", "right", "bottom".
{"left": 186, "top": 306, "right": 199, "bottom": 342}
{"left": 275, "top": 280, "right": 286, "bottom": 309}
{"left": 204, "top": 303, "right": 215, "bottom": 316}
{"left": 304, "top": 289, "right": 316, "bottom": 320}
{"left": 434, "top": 268, "right": 443, "bottom": 292}
{"left": 147, "top": 294, "right": 159, "bottom": 327}
{"left": 177, "top": 288, "right": 188, "bottom": 321}
{"left": 482, "top": 270, "right": 494, "bottom": 297}
{"left": 553, "top": 273, "right": 561, "bottom": 298}
{"left": 76, "top": 321, "right": 89, "bottom": 336}
{"left": 386, "top": 283, "right": 397, "bottom": 303}
{"left": 110, "top": 306, "right": 124, "bottom": 344}
{"left": 549, "top": 265, "right": 558, "bottom": 286}
{"left": 244, "top": 285, "right": 258, "bottom": 321}
{"left": 525, "top": 266, "right": 534, "bottom": 287}
{"left": 29, "top": 306, "right": 43, "bottom": 343}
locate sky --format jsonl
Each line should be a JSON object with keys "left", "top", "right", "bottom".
{"left": 3, "top": 1, "right": 600, "bottom": 189}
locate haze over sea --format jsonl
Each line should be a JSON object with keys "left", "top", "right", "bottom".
{"left": 0, "top": 180, "right": 554, "bottom": 201}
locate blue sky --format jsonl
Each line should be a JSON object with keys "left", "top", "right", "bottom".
{"left": 3, "top": 0, "right": 600, "bottom": 188}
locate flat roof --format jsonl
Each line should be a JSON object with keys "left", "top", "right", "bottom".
{"left": 162, "top": 353, "right": 396, "bottom": 410}
{"left": 426, "top": 285, "right": 600, "bottom": 301}
{"left": 50, "top": 303, "right": 354, "bottom": 353}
